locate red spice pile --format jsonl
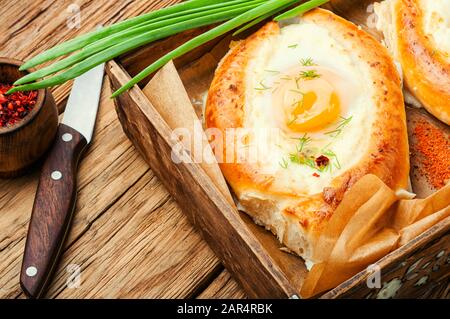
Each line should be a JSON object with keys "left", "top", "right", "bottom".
{"left": 413, "top": 120, "right": 450, "bottom": 189}
{"left": 0, "top": 84, "right": 38, "bottom": 128}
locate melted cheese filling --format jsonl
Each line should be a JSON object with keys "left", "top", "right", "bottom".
{"left": 242, "top": 21, "right": 376, "bottom": 195}
{"left": 420, "top": 0, "right": 450, "bottom": 61}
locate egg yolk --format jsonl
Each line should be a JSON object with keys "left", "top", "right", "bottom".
{"left": 272, "top": 68, "right": 341, "bottom": 133}
{"left": 288, "top": 91, "right": 341, "bottom": 132}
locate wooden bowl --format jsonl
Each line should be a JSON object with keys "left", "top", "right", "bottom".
{"left": 0, "top": 57, "right": 58, "bottom": 178}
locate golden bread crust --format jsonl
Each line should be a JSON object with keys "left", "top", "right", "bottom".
{"left": 394, "top": 0, "right": 450, "bottom": 124}
{"left": 206, "top": 9, "right": 410, "bottom": 260}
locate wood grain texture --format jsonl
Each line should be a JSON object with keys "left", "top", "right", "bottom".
{"left": 0, "top": 0, "right": 245, "bottom": 299}
{"left": 46, "top": 171, "right": 222, "bottom": 299}
{"left": 197, "top": 270, "right": 247, "bottom": 299}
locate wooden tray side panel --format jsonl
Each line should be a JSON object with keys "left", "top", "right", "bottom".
{"left": 323, "top": 219, "right": 450, "bottom": 299}
{"left": 106, "top": 60, "right": 300, "bottom": 299}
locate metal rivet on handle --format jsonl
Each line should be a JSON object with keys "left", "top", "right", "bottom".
{"left": 51, "top": 171, "right": 62, "bottom": 181}
{"left": 62, "top": 133, "right": 73, "bottom": 142}
{"left": 26, "top": 266, "right": 38, "bottom": 277}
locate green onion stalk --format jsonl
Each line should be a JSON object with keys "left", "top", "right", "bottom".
{"left": 8, "top": 0, "right": 329, "bottom": 97}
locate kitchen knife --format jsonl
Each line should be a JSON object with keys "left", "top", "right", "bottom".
{"left": 20, "top": 63, "right": 105, "bottom": 299}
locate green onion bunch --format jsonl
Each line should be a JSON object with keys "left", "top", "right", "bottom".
{"left": 9, "top": 0, "right": 329, "bottom": 97}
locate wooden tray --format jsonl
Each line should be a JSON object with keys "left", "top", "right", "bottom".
{"left": 106, "top": 1, "right": 450, "bottom": 298}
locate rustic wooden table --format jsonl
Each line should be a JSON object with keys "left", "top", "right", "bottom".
{"left": 0, "top": 0, "right": 246, "bottom": 299}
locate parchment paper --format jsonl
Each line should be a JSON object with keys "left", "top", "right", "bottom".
{"left": 143, "top": 61, "right": 234, "bottom": 206}
{"left": 301, "top": 174, "right": 450, "bottom": 298}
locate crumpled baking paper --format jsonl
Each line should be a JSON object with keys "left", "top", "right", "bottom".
{"left": 301, "top": 174, "right": 450, "bottom": 298}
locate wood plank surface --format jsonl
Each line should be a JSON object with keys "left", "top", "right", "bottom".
{"left": 0, "top": 0, "right": 246, "bottom": 299}
{"left": 197, "top": 270, "right": 247, "bottom": 300}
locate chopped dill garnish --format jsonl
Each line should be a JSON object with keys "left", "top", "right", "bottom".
{"left": 291, "top": 99, "right": 302, "bottom": 107}
{"left": 288, "top": 44, "right": 298, "bottom": 49}
{"left": 322, "top": 162, "right": 333, "bottom": 173}
{"left": 324, "top": 116, "right": 353, "bottom": 138}
{"left": 296, "top": 133, "right": 311, "bottom": 152}
{"left": 299, "top": 70, "right": 321, "bottom": 80}
{"left": 254, "top": 80, "right": 271, "bottom": 91}
{"left": 294, "top": 77, "right": 302, "bottom": 89}
{"left": 321, "top": 142, "right": 333, "bottom": 152}
{"left": 300, "top": 58, "right": 316, "bottom": 66}
{"left": 305, "top": 158, "right": 317, "bottom": 169}
{"left": 287, "top": 116, "right": 297, "bottom": 126}
{"left": 289, "top": 152, "right": 301, "bottom": 164}
{"left": 289, "top": 152, "right": 316, "bottom": 169}
{"left": 322, "top": 149, "right": 341, "bottom": 170}
{"left": 279, "top": 157, "right": 289, "bottom": 169}
{"left": 288, "top": 134, "right": 316, "bottom": 169}
{"left": 286, "top": 134, "right": 343, "bottom": 173}
{"left": 284, "top": 131, "right": 344, "bottom": 172}
{"left": 264, "top": 69, "right": 280, "bottom": 75}
{"left": 289, "top": 89, "right": 305, "bottom": 95}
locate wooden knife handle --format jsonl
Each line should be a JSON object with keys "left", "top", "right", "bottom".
{"left": 21, "top": 124, "right": 88, "bottom": 299}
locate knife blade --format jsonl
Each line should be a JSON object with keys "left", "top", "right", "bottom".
{"left": 20, "top": 63, "right": 105, "bottom": 299}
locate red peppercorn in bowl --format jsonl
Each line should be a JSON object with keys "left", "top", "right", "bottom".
{"left": 0, "top": 58, "right": 58, "bottom": 178}
{"left": 0, "top": 84, "right": 39, "bottom": 128}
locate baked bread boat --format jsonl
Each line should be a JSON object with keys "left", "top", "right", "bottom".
{"left": 375, "top": 0, "right": 450, "bottom": 125}
{"left": 205, "top": 8, "right": 410, "bottom": 263}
